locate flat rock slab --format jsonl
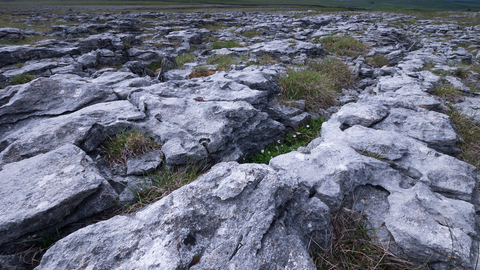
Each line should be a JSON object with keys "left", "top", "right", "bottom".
{"left": 0, "top": 74, "right": 117, "bottom": 125}
{"left": 0, "top": 144, "right": 111, "bottom": 246}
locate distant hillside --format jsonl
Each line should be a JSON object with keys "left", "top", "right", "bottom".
{"left": 1, "top": 0, "right": 480, "bottom": 11}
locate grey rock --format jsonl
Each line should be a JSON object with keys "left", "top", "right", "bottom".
{"left": 0, "top": 100, "right": 146, "bottom": 164}
{"left": 126, "top": 150, "right": 163, "bottom": 176}
{"left": 36, "top": 162, "right": 327, "bottom": 270}
{"left": 0, "top": 74, "right": 117, "bottom": 125}
{"left": 0, "top": 144, "right": 115, "bottom": 246}
{"left": 335, "top": 102, "right": 389, "bottom": 127}
{"left": 371, "top": 107, "right": 461, "bottom": 155}
{"left": 77, "top": 51, "right": 99, "bottom": 68}
{"left": 454, "top": 96, "right": 480, "bottom": 123}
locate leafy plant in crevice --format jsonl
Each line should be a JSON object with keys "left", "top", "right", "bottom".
{"left": 247, "top": 117, "right": 324, "bottom": 164}
{"left": 102, "top": 128, "right": 161, "bottom": 168}
{"left": 278, "top": 58, "right": 354, "bottom": 111}
{"left": 148, "top": 57, "right": 163, "bottom": 72}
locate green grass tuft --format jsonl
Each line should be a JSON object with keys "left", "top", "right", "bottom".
{"left": 176, "top": 53, "right": 196, "bottom": 68}
{"left": 247, "top": 117, "right": 324, "bottom": 164}
{"left": 366, "top": 55, "right": 389, "bottom": 67}
{"left": 433, "top": 83, "right": 463, "bottom": 103}
{"left": 318, "top": 35, "right": 368, "bottom": 57}
{"left": 278, "top": 58, "right": 353, "bottom": 111}
{"left": 448, "top": 108, "right": 480, "bottom": 168}
{"left": 102, "top": 129, "right": 161, "bottom": 167}
{"left": 210, "top": 39, "right": 240, "bottom": 49}
{"left": 206, "top": 54, "right": 240, "bottom": 71}
{"left": 10, "top": 73, "right": 35, "bottom": 85}
{"left": 240, "top": 29, "right": 261, "bottom": 38}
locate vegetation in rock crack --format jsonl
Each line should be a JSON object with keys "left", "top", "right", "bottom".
{"left": 196, "top": 22, "right": 224, "bottom": 32}
{"left": 317, "top": 35, "right": 368, "bottom": 57}
{"left": 255, "top": 54, "right": 277, "bottom": 66}
{"left": 206, "top": 54, "right": 242, "bottom": 71}
{"left": 278, "top": 58, "right": 354, "bottom": 111}
{"left": 366, "top": 55, "right": 389, "bottom": 67}
{"left": 0, "top": 35, "right": 50, "bottom": 46}
{"left": 123, "top": 161, "right": 209, "bottom": 213}
{"left": 188, "top": 66, "right": 216, "bottom": 78}
{"left": 448, "top": 108, "right": 480, "bottom": 168}
{"left": 247, "top": 117, "right": 324, "bottom": 164}
{"left": 176, "top": 53, "right": 196, "bottom": 69}
{"left": 433, "top": 83, "right": 464, "bottom": 103}
{"left": 102, "top": 129, "right": 161, "bottom": 167}
{"left": 210, "top": 39, "right": 240, "bottom": 49}
{"left": 311, "top": 208, "right": 417, "bottom": 270}
{"left": 10, "top": 73, "right": 35, "bottom": 85}
{"left": 240, "top": 29, "right": 261, "bottom": 38}
{"left": 148, "top": 57, "right": 163, "bottom": 72}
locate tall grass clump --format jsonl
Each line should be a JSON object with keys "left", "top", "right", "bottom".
{"left": 312, "top": 208, "right": 416, "bottom": 270}
{"left": 448, "top": 108, "right": 480, "bottom": 168}
{"left": 367, "top": 55, "right": 390, "bottom": 67}
{"left": 433, "top": 83, "right": 463, "bottom": 103}
{"left": 318, "top": 35, "right": 368, "bottom": 57}
{"left": 176, "top": 53, "right": 196, "bottom": 68}
{"left": 278, "top": 58, "right": 353, "bottom": 111}
{"left": 102, "top": 129, "right": 161, "bottom": 167}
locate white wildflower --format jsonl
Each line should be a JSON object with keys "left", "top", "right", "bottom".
{"left": 261, "top": 149, "right": 265, "bottom": 153}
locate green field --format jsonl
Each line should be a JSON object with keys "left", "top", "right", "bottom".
{"left": 1, "top": 0, "right": 480, "bottom": 11}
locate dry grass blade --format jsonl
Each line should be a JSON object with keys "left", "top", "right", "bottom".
{"left": 433, "top": 83, "right": 464, "bottom": 103}
{"left": 312, "top": 208, "right": 417, "bottom": 270}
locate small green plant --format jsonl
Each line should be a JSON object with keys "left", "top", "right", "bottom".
{"left": 448, "top": 107, "right": 480, "bottom": 168}
{"left": 433, "top": 83, "right": 463, "bottom": 103}
{"left": 122, "top": 41, "right": 131, "bottom": 50}
{"left": 15, "top": 62, "right": 24, "bottom": 69}
{"left": 102, "top": 129, "right": 161, "bottom": 167}
{"left": 278, "top": 58, "right": 353, "bottom": 111}
{"left": 10, "top": 73, "right": 34, "bottom": 85}
{"left": 358, "top": 147, "right": 390, "bottom": 160}
{"left": 366, "top": 55, "right": 389, "bottom": 67}
{"left": 318, "top": 35, "right": 368, "bottom": 57}
{"left": 210, "top": 40, "right": 240, "bottom": 49}
{"left": 247, "top": 118, "right": 324, "bottom": 164}
{"left": 240, "top": 29, "right": 261, "bottom": 38}
{"left": 176, "top": 53, "right": 196, "bottom": 68}
{"left": 206, "top": 54, "right": 240, "bottom": 71}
